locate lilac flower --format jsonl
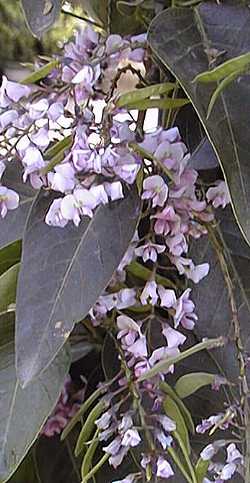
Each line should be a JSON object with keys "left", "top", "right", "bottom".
{"left": 172, "top": 256, "right": 209, "bottom": 284}
{"left": 47, "top": 102, "right": 64, "bottom": 121}
{"left": 61, "top": 187, "right": 97, "bottom": 225}
{"left": 155, "top": 430, "right": 173, "bottom": 449}
{"left": 22, "top": 147, "right": 45, "bottom": 184}
{"left": 158, "top": 286, "right": 176, "bottom": 308}
{"left": 104, "top": 181, "right": 124, "bottom": 201}
{"left": 166, "top": 233, "right": 188, "bottom": 256}
{"left": 156, "top": 456, "right": 174, "bottom": 478}
{"left": 121, "top": 428, "right": 141, "bottom": 447}
{"left": 148, "top": 346, "right": 179, "bottom": 373}
{"left": 0, "top": 110, "right": 18, "bottom": 132}
{"left": 207, "top": 181, "right": 230, "bottom": 209}
{"left": 0, "top": 186, "right": 19, "bottom": 218}
{"left": 48, "top": 163, "right": 76, "bottom": 193}
{"left": 173, "top": 288, "right": 197, "bottom": 329}
{"left": 196, "top": 413, "right": 228, "bottom": 434}
{"left": 162, "top": 325, "right": 186, "bottom": 348}
{"left": 0, "top": 76, "right": 31, "bottom": 107}
{"left": 142, "top": 175, "right": 168, "bottom": 207}
{"left": 29, "top": 98, "right": 49, "bottom": 120}
{"left": 157, "top": 415, "right": 176, "bottom": 432}
{"left": 135, "top": 242, "right": 165, "bottom": 262}
{"left": 45, "top": 199, "right": 68, "bottom": 227}
{"left": 140, "top": 280, "right": 158, "bottom": 305}
{"left": 31, "top": 127, "right": 50, "bottom": 150}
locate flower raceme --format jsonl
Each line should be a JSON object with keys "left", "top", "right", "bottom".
{"left": 0, "top": 24, "right": 233, "bottom": 483}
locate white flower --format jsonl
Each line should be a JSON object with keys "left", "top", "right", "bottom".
{"left": 121, "top": 428, "right": 141, "bottom": 447}
{"left": 156, "top": 456, "right": 174, "bottom": 478}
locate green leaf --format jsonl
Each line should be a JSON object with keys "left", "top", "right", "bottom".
{"left": 116, "top": 82, "right": 176, "bottom": 108}
{"left": 125, "top": 97, "right": 190, "bottom": 110}
{"left": 175, "top": 372, "right": 216, "bottom": 399}
{"left": 0, "top": 263, "right": 20, "bottom": 313}
{"left": 206, "top": 69, "right": 243, "bottom": 119}
{"left": 0, "top": 311, "right": 70, "bottom": 482}
{"left": 160, "top": 382, "right": 195, "bottom": 433}
{"left": 138, "top": 337, "right": 225, "bottom": 381}
{"left": 0, "top": 241, "right": 22, "bottom": 276}
{"left": 82, "top": 453, "right": 109, "bottom": 483}
{"left": 127, "top": 260, "right": 176, "bottom": 288}
{"left": 193, "top": 52, "right": 250, "bottom": 83}
{"left": 21, "top": 0, "right": 62, "bottom": 37}
{"left": 81, "top": 429, "right": 99, "bottom": 479}
{"left": 0, "top": 162, "right": 36, "bottom": 250}
{"left": 148, "top": 3, "right": 250, "bottom": 246}
{"left": 164, "top": 396, "right": 191, "bottom": 454}
{"left": 74, "top": 401, "right": 105, "bottom": 457}
{"left": 21, "top": 59, "right": 59, "bottom": 85}
{"left": 195, "top": 457, "right": 210, "bottom": 483}
{"left": 16, "top": 186, "right": 140, "bottom": 387}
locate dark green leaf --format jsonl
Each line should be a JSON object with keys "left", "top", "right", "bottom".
{"left": 0, "top": 241, "right": 22, "bottom": 276}
{"left": 74, "top": 401, "right": 105, "bottom": 457}
{"left": 148, "top": 3, "right": 250, "bottom": 245}
{"left": 0, "top": 312, "right": 70, "bottom": 482}
{"left": 0, "top": 162, "right": 36, "bottom": 250}
{"left": 0, "top": 263, "right": 19, "bottom": 313}
{"left": 195, "top": 457, "right": 210, "bottom": 483}
{"left": 175, "top": 373, "right": 216, "bottom": 399}
{"left": 21, "top": 0, "right": 62, "bottom": 37}
{"left": 16, "top": 186, "right": 140, "bottom": 386}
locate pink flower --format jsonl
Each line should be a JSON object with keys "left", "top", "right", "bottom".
{"left": 142, "top": 175, "right": 168, "bottom": 207}
{"left": 207, "top": 181, "right": 230, "bottom": 209}
{"left": 152, "top": 205, "right": 180, "bottom": 236}
{"left": 135, "top": 242, "right": 165, "bottom": 262}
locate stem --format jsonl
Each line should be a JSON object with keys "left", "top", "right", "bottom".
{"left": 61, "top": 8, "right": 103, "bottom": 29}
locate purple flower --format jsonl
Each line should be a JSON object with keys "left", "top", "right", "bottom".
{"left": 0, "top": 186, "right": 19, "bottom": 218}
{"left": 135, "top": 242, "right": 165, "bottom": 262}
{"left": 196, "top": 413, "right": 228, "bottom": 434}
{"left": 156, "top": 456, "right": 174, "bottom": 478}
{"left": 0, "top": 110, "right": 18, "bottom": 132}
{"left": 166, "top": 233, "right": 188, "bottom": 256}
{"left": 104, "top": 181, "right": 124, "bottom": 201}
{"left": 142, "top": 175, "right": 168, "bottom": 207}
{"left": 48, "top": 102, "right": 64, "bottom": 121}
{"left": 61, "top": 187, "right": 97, "bottom": 225}
{"left": 48, "top": 163, "right": 76, "bottom": 193}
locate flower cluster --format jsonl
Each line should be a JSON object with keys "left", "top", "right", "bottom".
{"left": 0, "top": 23, "right": 233, "bottom": 482}
{"left": 201, "top": 442, "right": 243, "bottom": 481}
{"left": 41, "top": 375, "right": 85, "bottom": 437}
{"left": 0, "top": 27, "right": 146, "bottom": 224}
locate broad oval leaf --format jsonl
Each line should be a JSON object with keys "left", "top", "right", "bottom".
{"left": 0, "top": 311, "right": 70, "bottom": 482}
{"left": 175, "top": 372, "right": 216, "bottom": 399}
{"left": 148, "top": 4, "right": 250, "bottom": 246}
{"left": 16, "top": 186, "right": 140, "bottom": 386}
{"left": 21, "top": 0, "right": 61, "bottom": 37}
